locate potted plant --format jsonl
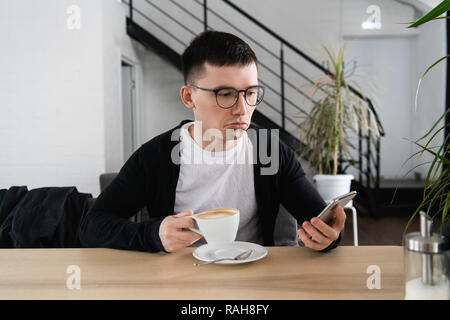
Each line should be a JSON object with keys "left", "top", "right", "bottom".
{"left": 298, "top": 45, "right": 380, "bottom": 202}
{"left": 402, "top": 0, "right": 450, "bottom": 300}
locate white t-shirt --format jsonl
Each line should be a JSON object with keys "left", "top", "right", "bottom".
{"left": 174, "top": 122, "right": 262, "bottom": 246}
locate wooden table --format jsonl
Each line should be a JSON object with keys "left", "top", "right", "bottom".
{"left": 0, "top": 246, "right": 404, "bottom": 300}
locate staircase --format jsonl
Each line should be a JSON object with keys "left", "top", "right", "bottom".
{"left": 120, "top": 0, "right": 425, "bottom": 219}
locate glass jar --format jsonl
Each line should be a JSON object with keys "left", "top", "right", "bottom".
{"left": 404, "top": 232, "right": 449, "bottom": 299}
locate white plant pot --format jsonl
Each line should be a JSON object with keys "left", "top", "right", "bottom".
{"left": 313, "top": 174, "right": 354, "bottom": 206}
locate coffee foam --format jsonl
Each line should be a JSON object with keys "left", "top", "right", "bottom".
{"left": 197, "top": 211, "right": 237, "bottom": 220}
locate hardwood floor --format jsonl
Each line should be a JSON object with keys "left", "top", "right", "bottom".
{"left": 340, "top": 211, "right": 442, "bottom": 246}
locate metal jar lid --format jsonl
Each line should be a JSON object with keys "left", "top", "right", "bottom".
{"left": 404, "top": 232, "right": 450, "bottom": 254}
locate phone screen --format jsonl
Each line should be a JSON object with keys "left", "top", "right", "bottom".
{"left": 316, "top": 191, "right": 357, "bottom": 224}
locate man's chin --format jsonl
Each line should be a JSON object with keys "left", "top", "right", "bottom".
{"left": 224, "top": 128, "right": 245, "bottom": 140}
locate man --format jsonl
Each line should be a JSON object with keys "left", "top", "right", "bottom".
{"left": 79, "top": 31, "right": 346, "bottom": 253}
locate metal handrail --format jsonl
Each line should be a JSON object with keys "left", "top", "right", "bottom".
{"left": 258, "top": 79, "right": 309, "bottom": 117}
{"left": 144, "top": 0, "right": 197, "bottom": 37}
{"left": 194, "top": 0, "right": 280, "bottom": 61}
{"left": 221, "top": 0, "right": 327, "bottom": 73}
{"left": 168, "top": 0, "right": 203, "bottom": 24}
{"left": 189, "top": 0, "right": 328, "bottom": 102}
{"left": 128, "top": 2, "right": 188, "bottom": 47}
{"left": 257, "top": 60, "right": 317, "bottom": 105}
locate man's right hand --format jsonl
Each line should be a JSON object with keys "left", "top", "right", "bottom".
{"left": 159, "top": 210, "right": 203, "bottom": 253}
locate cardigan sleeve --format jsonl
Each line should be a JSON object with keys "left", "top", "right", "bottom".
{"left": 277, "top": 138, "right": 343, "bottom": 252}
{"left": 78, "top": 147, "right": 165, "bottom": 253}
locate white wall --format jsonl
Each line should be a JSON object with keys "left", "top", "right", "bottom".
{"left": 0, "top": 0, "right": 195, "bottom": 196}
{"left": 102, "top": 0, "right": 144, "bottom": 172}
{"left": 138, "top": 49, "right": 193, "bottom": 142}
{"left": 0, "top": 0, "right": 105, "bottom": 195}
{"left": 100, "top": 0, "right": 193, "bottom": 172}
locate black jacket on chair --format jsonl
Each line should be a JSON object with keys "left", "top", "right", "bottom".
{"left": 0, "top": 186, "right": 93, "bottom": 248}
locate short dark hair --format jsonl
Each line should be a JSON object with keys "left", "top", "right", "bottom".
{"left": 181, "top": 31, "right": 258, "bottom": 84}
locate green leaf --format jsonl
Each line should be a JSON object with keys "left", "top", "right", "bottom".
{"left": 422, "top": 55, "right": 450, "bottom": 78}
{"left": 441, "top": 193, "right": 449, "bottom": 234}
{"left": 416, "top": 109, "right": 450, "bottom": 141}
{"left": 408, "top": 0, "right": 450, "bottom": 28}
{"left": 411, "top": 141, "right": 450, "bottom": 165}
{"left": 425, "top": 131, "right": 450, "bottom": 185}
{"left": 424, "top": 180, "right": 449, "bottom": 220}
{"left": 401, "top": 160, "right": 434, "bottom": 178}
{"left": 405, "top": 180, "right": 450, "bottom": 234}
{"left": 432, "top": 16, "right": 450, "bottom": 20}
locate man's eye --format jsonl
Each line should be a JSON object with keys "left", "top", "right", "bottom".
{"left": 218, "top": 90, "right": 234, "bottom": 97}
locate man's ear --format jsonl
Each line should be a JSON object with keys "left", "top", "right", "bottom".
{"left": 180, "top": 85, "right": 195, "bottom": 110}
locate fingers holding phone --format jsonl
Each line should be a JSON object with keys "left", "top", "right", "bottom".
{"left": 298, "top": 205, "right": 346, "bottom": 251}
{"left": 328, "top": 205, "right": 346, "bottom": 232}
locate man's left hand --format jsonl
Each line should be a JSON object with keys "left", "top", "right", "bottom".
{"left": 298, "top": 205, "right": 346, "bottom": 251}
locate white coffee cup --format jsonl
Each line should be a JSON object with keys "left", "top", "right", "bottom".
{"left": 188, "top": 208, "right": 240, "bottom": 246}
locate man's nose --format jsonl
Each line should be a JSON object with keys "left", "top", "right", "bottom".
{"left": 232, "top": 92, "right": 248, "bottom": 115}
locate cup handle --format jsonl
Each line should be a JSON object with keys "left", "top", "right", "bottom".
{"left": 186, "top": 216, "right": 202, "bottom": 235}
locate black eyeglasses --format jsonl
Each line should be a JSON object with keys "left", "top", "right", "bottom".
{"left": 189, "top": 84, "right": 265, "bottom": 109}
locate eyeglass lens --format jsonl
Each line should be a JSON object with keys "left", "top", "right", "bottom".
{"left": 216, "top": 86, "right": 264, "bottom": 108}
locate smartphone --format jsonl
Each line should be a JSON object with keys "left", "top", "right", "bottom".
{"left": 316, "top": 191, "right": 357, "bottom": 224}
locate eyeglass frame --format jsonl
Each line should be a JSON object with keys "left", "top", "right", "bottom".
{"left": 188, "top": 84, "right": 265, "bottom": 109}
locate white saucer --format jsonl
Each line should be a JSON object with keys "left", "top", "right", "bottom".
{"left": 193, "top": 241, "right": 267, "bottom": 265}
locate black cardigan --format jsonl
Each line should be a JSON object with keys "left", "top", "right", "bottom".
{"left": 79, "top": 120, "right": 342, "bottom": 252}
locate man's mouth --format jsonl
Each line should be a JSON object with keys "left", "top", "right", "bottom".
{"left": 225, "top": 122, "right": 248, "bottom": 129}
